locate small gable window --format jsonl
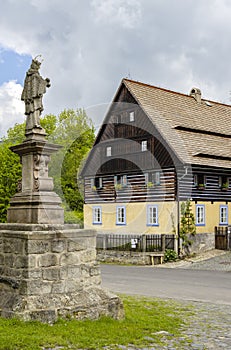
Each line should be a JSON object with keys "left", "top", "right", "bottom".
{"left": 129, "top": 111, "right": 135, "bottom": 122}
{"left": 141, "top": 140, "right": 147, "bottom": 152}
{"left": 115, "top": 115, "right": 121, "bottom": 124}
{"left": 106, "top": 146, "right": 112, "bottom": 157}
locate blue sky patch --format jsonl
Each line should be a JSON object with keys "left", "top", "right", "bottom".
{"left": 0, "top": 49, "right": 32, "bottom": 85}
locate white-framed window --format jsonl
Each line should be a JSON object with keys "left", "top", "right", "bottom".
{"left": 114, "top": 175, "right": 127, "bottom": 187}
{"left": 91, "top": 177, "right": 103, "bottom": 189}
{"left": 92, "top": 206, "right": 102, "bottom": 225}
{"left": 116, "top": 206, "right": 126, "bottom": 225}
{"left": 196, "top": 204, "right": 205, "bottom": 226}
{"left": 193, "top": 174, "right": 198, "bottom": 187}
{"left": 219, "top": 176, "right": 229, "bottom": 189}
{"left": 144, "top": 172, "right": 160, "bottom": 186}
{"left": 106, "top": 146, "right": 112, "bottom": 157}
{"left": 129, "top": 111, "right": 135, "bottom": 122}
{"left": 220, "top": 205, "right": 228, "bottom": 225}
{"left": 155, "top": 171, "right": 160, "bottom": 185}
{"left": 147, "top": 205, "right": 158, "bottom": 226}
{"left": 195, "top": 174, "right": 206, "bottom": 188}
{"left": 141, "top": 140, "right": 147, "bottom": 151}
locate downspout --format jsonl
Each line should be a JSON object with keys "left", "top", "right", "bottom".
{"left": 177, "top": 166, "right": 188, "bottom": 256}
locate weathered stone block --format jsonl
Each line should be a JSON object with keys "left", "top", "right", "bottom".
{"left": 26, "top": 240, "right": 50, "bottom": 254}
{"left": 13, "top": 239, "right": 25, "bottom": 254}
{"left": 51, "top": 239, "right": 66, "bottom": 253}
{"left": 65, "top": 280, "right": 82, "bottom": 293}
{"left": 67, "top": 239, "right": 85, "bottom": 252}
{"left": 20, "top": 280, "right": 52, "bottom": 295}
{"left": 15, "top": 256, "right": 28, "bottom": 268}
{"left": 22, "top": 269, "right": 42, "bottom": 279}
{"left": 67, "top": 266, "right": 81, "bottom": 279}
{"left": 38, "top": 254, "right": 57, "bottom": 267}
{"left": 4, "top": 255, "right": 14, "bottom": 268}
{"left": 59, "top": 266, "right": 67, "bottom": 280}
{"left": 60, "top": 253, "right": 80, "bottom": 266}
{"left": 43, "top": 268, "right": 60, "bottom": 281}
{"left": 28, "top": 255, "right": 36, "bottom": 268}
{"left": 79, "top": 249, "right": 96, "bottom": 263}
{"left": 0, "top": 254, "right": 4, "bottom": 265}
{"left": 51, "top": 282, "right": 65, "bottom": 294}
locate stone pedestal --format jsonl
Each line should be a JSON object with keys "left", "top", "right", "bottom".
{"left": 7, "top": 130, "right": 64, "bottom": 224}
{"left": 0, "top": 224, "right": 123, "bottom": 322}
{"left": 1, "top": 126, "right": 123, "bottom": 322}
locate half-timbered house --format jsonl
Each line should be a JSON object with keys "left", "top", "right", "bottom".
{"left": 80, "top": 79, "right": 231, "bottom": 237}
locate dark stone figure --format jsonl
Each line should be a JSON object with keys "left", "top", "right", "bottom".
{"left": 21, "top": 56, "right": 51, "bottom": 131}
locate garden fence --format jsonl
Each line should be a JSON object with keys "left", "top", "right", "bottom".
{"left": 96, "top": 233, "right": 175, "bottom": 252}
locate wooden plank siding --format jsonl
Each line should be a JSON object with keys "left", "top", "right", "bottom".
{"left": 191, "top": 166, "right": 231, "bottom": 202}
{"left": 84, "top": 168, "right": 176, "bottom": 204}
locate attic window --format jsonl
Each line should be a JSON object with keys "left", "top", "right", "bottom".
{"left": 141, "top": 140, "right": 147, "bottom": 151}
{"left": 106, "top": 146, "right": 112, "bottom": 157}
{"left": 129, "top": 111, "right": 135, "bottom": 122}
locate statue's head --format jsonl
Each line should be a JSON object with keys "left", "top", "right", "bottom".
{"left": 30, "top": 55, "right": 43, "bottom": 70}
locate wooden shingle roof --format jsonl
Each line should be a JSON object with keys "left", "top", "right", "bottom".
{"left": 123, "top": 79, "right": 231, "bottom": 168}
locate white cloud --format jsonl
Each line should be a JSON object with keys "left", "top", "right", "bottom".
{"left": 91, "top": 0, "right": 141, "bottom": 29}
{"left": 0, "top": 81, "right": 24, "bottom": 136}
{"left": 0, "top": 0, "right": 231, "bottom": 137}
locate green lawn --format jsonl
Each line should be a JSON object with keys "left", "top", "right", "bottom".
{"left": 0, "top": 296, "right": 194, "bottom": 349}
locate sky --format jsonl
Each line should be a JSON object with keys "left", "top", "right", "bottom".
{"left": 0, "top": 0, "right": 231, "bottom": 137}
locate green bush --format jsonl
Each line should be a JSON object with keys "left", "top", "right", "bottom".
{"left": 164, "top": 249, "right": 177, "bottom": 262}
{"left": 64, "top": 210, "right": 83, "bottom": 227}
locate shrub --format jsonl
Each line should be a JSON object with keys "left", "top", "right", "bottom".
{"left": 164, "top": 249, "right": 177, "bottom": 262}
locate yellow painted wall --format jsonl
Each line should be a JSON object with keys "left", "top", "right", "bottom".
{"left": 84, "top": 200, "right": 231, "bottom": 234}
{"left": 190, "top": 201, "right": 231, "bottom": 233}
{"left": 84, "top": 202, "right": 177, "bottom": 234}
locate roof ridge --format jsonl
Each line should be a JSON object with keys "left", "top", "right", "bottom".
{"left": 122, "top": 78, "right": 231, "bottom": 108}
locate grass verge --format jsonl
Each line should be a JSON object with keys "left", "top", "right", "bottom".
{"left": 0, "top": 296, "right": 194, "bottom": 349}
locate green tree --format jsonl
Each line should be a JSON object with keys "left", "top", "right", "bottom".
{"left": 0, "top": 109, "right": 95, "bottom": 223}
{"left": 0, "top": 143, "right": 21, "bottom": 222}
{"left": 180, "top": 200, "right": 196, "bottom": 254}
{"left": 49, "top": 109, "right": 95, "bottom": 216}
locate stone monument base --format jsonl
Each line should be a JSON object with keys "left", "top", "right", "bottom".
{"left": 0, "top": 224, "right": 123, "bottom": 323}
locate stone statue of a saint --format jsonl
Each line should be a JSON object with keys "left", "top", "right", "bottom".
{"left": 21, "top": 56, "right": 51, "bottom": 132}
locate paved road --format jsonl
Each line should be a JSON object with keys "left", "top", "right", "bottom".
{"left": 101, "top": 264, "right": 231, "bottom": 305}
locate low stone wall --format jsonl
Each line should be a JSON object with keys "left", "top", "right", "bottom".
{"left": 97, "top": 250, "right": 161, "bottom": 265}
{"left": 181, "top": 233, "right": 215, "bottom": 256}
{"left": 0, "top": 224, "right": 123, "bottom": 322}
{"left": 98, "top": 233, "right": 215, "bottom": 264}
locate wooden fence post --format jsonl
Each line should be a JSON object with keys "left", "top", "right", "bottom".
{"left": 161, "top": 234, "right": 166, "bottom": 252}
{"left": 141, "top": 234, "right": 146, "bottom": 252}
